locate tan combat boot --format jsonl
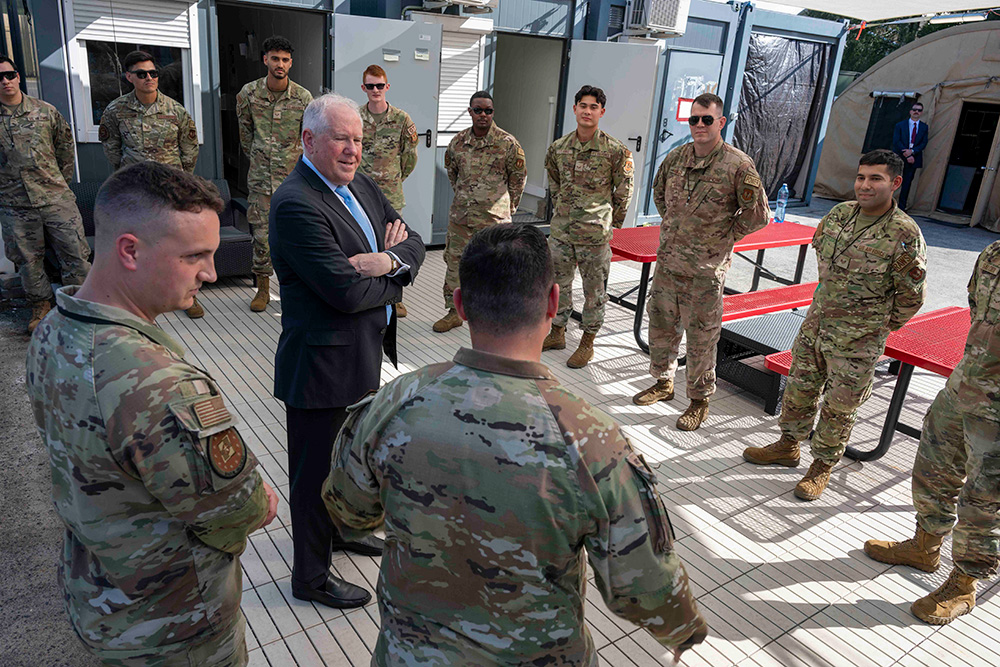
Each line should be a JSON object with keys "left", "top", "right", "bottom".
{"left": 185, "top": 297, "right": 205, "bottom": 319}
{"left": 567, "top": 332, "right": 595, "bottom": 368}
{"left": 864, "top": 525, "right": 943, "bottom": 572}
{"left": 911, "top": 568, "right": 977, "bottom": 625}
{"left": 396, "top": 302, "right": 408, "bottom": 318}
{"left": 27, "top": 300, "right": 52, "bottom": 334}
{"left": 432, "top": 309, "right": 463, "bottom": 333}
{"left": 250, "top": 275, "right": 270, "bottom": 312}
{"left": 542, "top": 325, "right": 566, "bottom": 351}
{"left": 743, "top": 434, "right": 800, "bottom": 467}
{"left": 794, "top": 459, "right": 834, "bottom": 500}
{"left": 632, "top": 379, "right": 674, "bottom": 406}
{"left": 676, "top": 399, "right": 710, "bottom": 431}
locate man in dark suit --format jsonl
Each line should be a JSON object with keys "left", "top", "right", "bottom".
{"left": 270, "top": 93, "right": 425, "bottom": 608}
{"left": 892, "top": 101, "right": 929, "bottom": 210}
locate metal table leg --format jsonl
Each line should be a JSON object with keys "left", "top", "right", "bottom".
{"left": 793, "top": 244, "right": 808, "bottom": 284}
{"left": 749, "top": 249, "right": 766, "bottom": 291}
{"left": 634, "top": 262, "right": 651, "bottom": 354}
{"left": 844, "top": 362, "right": 916, "bottom": 462}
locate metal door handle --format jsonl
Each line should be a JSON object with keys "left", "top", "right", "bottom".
{"left": 628, "top": 135, "right": 642, "bottom": 152}
{"left": 424, "top": 129, "right": 432, "bottom": 148}
{"left": 659, "top": 129, "right": 673, "bottom": 142}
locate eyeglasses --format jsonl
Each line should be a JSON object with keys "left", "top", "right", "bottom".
{"left": 0, "top": 71, "right": 18, "bottom": 81}
{"left": 364, "top": 83, "right": 386, "bottom": 90}
{"left": 471, "top": 107, "right": 494, "bottom": 116}
{"left": 911, "top": 108, "right": 923, "bottom": 113}
{"left": 129, "top": 69, "right": 159, "bottom": 79}
{"left": 688, "top": 115, "right": 719, "bottom": 126}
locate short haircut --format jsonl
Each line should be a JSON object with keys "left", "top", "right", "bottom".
{"left": 469, "top": 90, "right": 493, "bottom": 107}
{"left": 692, "top": 93, "right": 724, "bottom": 113}
{"left": 262, "top": 36, "right": 294, "bottom": 56}
{"left": 911, "top": 102, "right": 924, "bottom": 110}
{"left": 575, "top": 85, "right": 607, "bottom": 108}
{"left": 94, "top": 162, "right": 223, "bottom": 248}
{"left": 122, "top": 50, "right": 155, "bottom": 71}
{"left": 859, "top": 149, "right": 903, "bottom": 180}
{"left": 303, "top": 93, "right": 359, "bottom": 138}
{"left": 0, "top": 55, "right": 15, "bottom": 70}
{"left": 363, "top": 64, "right": 387, "bottom": 81}
{"left": 459, "top": 225, "right": 553, "bottom": 334}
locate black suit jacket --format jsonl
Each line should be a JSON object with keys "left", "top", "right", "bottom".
{"left": 892, "top": 119, "right": 928, "bottom": 168}
{"left": 270, "top": 159, "right": 425, "bottom": 409}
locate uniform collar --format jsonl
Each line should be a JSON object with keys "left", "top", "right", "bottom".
{"left": 255, "top": 76, "right": 294, "bottom": 101}
{"left": 453, "top": 347, "right": 556, "bottom": 380}
{"left": 570, "top": 129, "right": 604, "bottom": 152}
{"left": 684, "top": 139, "right": 725, "bottom": 169}
{"left": 362, "top": 102, "right": 394, "bottom": 122}
{"left": 126, "top": 90, "right": 161, "bottom": 110}
{"left": 55, "top": 286, "right": 187, "bottom": 358}
{"left": 463, "top": 123, "right": 499, "bottom": 146}
{"left": 2, "top": 94, "right": 36, "bottom": 117}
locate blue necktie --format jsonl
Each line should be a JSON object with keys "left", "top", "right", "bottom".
{"left": 335, "top": 185, "right": 391, "bottom": 325}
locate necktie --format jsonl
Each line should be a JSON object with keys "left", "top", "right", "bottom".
{"left": 335, "top": 185, "right": 391, "bottom": 325}
{"left": 910, "top": 122, "right": 917, "bottom": 146}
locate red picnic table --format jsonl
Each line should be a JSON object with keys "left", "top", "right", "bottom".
{"left": 608, "top": 222, "right": 817, "bottom": 353}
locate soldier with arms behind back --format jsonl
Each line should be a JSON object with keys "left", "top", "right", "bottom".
{"left": 632, "top": 92, "right": 770, "bottom": 431}
{"left": 236, "top": 35, "right": 313, "bottom": 313}
{"left": 25, "top": 162, "right": 279, "bottom": 666}
{"left": 323, "top": 224, "right": 707, "bottom": 666}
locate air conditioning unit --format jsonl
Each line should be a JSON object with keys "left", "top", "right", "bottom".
{"left": 422, "top": 0, "right": 497, "bottom": 13}
{"left": 625, "top": 0, "right": 690, "bottom": 37}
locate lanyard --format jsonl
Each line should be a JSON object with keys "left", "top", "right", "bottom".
{"left": 831, "top": 205, "right": 894, "bottom": 263}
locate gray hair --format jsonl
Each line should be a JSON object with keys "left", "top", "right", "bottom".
{"left": 302, "top": 93, "right": 360, "bottom": 137}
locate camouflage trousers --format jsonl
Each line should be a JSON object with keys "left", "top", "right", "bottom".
{"left": 0, "top": 201, "right": 90, "bottom": 303}
{"left": 913, "top": 385, "right": 1000, "bottom": 580}
{"left": 443, "top": 219, "right": 507, "bottom": 310}
{"left": 88, "top": 612, "right": 249, "bottom": 666}
{"left": 550, "top": 237, "right": 611, "bottom": 334}
{"left": 779, "top": 318, "right": 881, "bottom": 464}
{"left": 646, "top": 266, "right": 724, "bottom": 400}
{"left": 247, "top": 192, "right": 273, "bottom": 276}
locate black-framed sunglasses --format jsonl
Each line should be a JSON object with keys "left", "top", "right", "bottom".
{"left": 688, "top": 115, "right": 718, "bottom": 126}
{"left": 364, "top": 83, "right": 386, "bottom": 90}
{"left": 129, "top": 69, "right": 159, "bottom": 79}
{"left": 471, "top": 107, "right": 494, "bottom": 116}
{"left": 0, "top": 71, "right": 19, "bottom": 81}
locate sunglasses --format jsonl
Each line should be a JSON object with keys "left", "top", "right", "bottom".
{"left": 471, "top": 107, "right": 494, "bottom": 116}
{"left": 0, "top": 71, "right": 18, "bottom": 81}
{"left": 129, "top": 69, "right": 159, "bottom": 79}
{"left": 688, "top": 115, "right": 719, "bottom": 126}
{"left": 364, "top": 83, "right": 386, "bottom": 90}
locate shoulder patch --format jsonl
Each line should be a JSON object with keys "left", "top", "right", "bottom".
{"left": 208, "top": 428, "right": 247, "bottom": 479}
{"left": 909, "top": 266, "right": 925, "bottom": 282}
{"left": 188, "top": 126, "right": 199, "bottom": 141}
{"left": 407, "top": 123, "right": 418, "bottom": 144}
{"left": 982, "top": 262, "right": 1000, "bottom": 276}
{"left": 623, "top": 155, "right": 634, "bottom": 176}
{"left": 743, "top": 172, "right": 762, "bottom": 189}
{"left": 739, "top": 184, "right": 756, "bottom": 207}
{"left": 514, "top": 156, "right": 525, "bottom": 171}
{"left": 892, "top": 254, "right": 916, "bottom": 272}
{"left": 98, "top": 124, "right": 109, "bottom": 142}
{"left": 193, "top": 396, "right": 231, "bottom": 429}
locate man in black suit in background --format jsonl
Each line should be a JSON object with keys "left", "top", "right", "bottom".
{"left": 892, "top": 101, "right": 929, "bottom": 210}
{"left": 270, "top": 93, "right": 425, "bottom": 608}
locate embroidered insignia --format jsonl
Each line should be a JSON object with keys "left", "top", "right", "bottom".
{"left": 514, "top": 157, "right": 525, "bottom": 171}
{"left": 983, "top": 262, "right": 1000, "bottom": 275}
{"left": 743, "top": 172, "right": 762, "bottom": 189}
{"left": 193, "top": 396, "right": 230, "bottom": 429}
{"left": 98, "top": 125, "right": 109, "bottom": 142}
{"left": 892, "top": 254, "right": 915, "bottom": 272}
{"left": 208, "top": 428, "right": 246, "bottom": 479}
{"left": 188, "top": 127, "right": 199, "bottom": 141}
{"left": 860, "top": 245, "right": 890, "bottom": 259}
{"left": 623, "top": 156, "right": 634, "bottom": 176}
{"left": 739, "top": 186, "right": 755, "bottom": 207}
{"left": 909, "top": 266, "right": 925, "bottom": 281}
{"left": 407, "top": 124, "right": 418, "bottom": 143}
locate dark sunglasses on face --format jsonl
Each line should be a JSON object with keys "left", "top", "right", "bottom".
{"left": 364, "top": 83, "right": 386, "bottom": 90}
{"left": 688, "top": 115, "right": 718, "bottom": 126}
{"left": 129, "top": 69, "right": 159, "bottom": 79}
{"left": 471, "top": 107, "right": 494, "bottom": 116}
{"left": 0, "top": 71, "right": 19, "bottom": 81}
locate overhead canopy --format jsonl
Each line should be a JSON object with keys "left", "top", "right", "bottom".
{"left": 753, "top": 1, "right": 1000, "bottom": 22}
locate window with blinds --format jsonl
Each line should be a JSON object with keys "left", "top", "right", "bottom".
{"left": 70, "top": 0, "right": 193, "bottom": 48}
{"left": 438, "top": 31, "right": 483, "bottom": 135}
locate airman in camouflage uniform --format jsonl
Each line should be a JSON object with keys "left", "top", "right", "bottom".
{"left": 542, "top": 86, "right": 634, "bottom": 368}
{"left": 0, "top": 58, "right": 91, "bottom": 333}
{"left": 744, "top": 150, "right": 926, "bottom": 502}
{"left": 434, "top": 91, "right": 526, "bottom": 333}
{"left": 865, "top": 240, "right": 1000, "bottom": 625}
{"left": 25, "top": 163, "right": 276, "bottom": 666}
{"left": 236, "top": 36, "right": 313, "bottom": 312}
{"left": 99, "top": 93, "right": 198, "bottom": 173}
{"left": 633, "top": 93, "right": 769, "bottom": 432}
{"left": 323, "top": 224, "right": 707, "bottom": 665}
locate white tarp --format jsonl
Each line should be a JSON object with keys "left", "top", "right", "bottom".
{"left": 752, "top": 1, "right": 1000, "bottom": 22}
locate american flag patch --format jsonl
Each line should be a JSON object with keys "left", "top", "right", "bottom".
{"left": 193, "top": 396, "right": 230, "bottom": 429}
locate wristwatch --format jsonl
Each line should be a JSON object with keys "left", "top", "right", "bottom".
{"left": 386, "top": 253, "right": 400, "bottom": 274}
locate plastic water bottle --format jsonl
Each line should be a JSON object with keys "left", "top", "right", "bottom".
{"left": 774, "top": 183, "right": 789, "bottom": 223}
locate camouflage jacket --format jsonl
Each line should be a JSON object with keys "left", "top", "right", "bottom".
{"left": 99, "top": 91, "right": 199, "bottom": 172}
{"left": 652, "top": 140, "right": 770, "bottom": 278}
{"left": 947, "top": 240, "right": 1000, "bottom": 421}
{"left": 804, "top": 201, "right": 927, "bottom": 357}
{"left": 0, "top": 94, "right": 75, "bottom": 207}
{"left": 360, "top": 103, "right": 418, "bottom": 210}
{"left": 25, "top": 287, "right": 268, "bottom": 663}
{"left": 236, "top": 77, "right": 312, "bottom": 195}
{"left": 445, "top": 123, "right": 526, "bottom": 227}
{"left": 322, "top": 348, "right": 707, "bottom": 666}
{"left": 546, "top": 129, "right": 634, "bottom": 245}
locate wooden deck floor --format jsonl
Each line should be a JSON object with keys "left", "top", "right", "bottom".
{"left": 157, "top": 242, "right": 999, "bottom": 667}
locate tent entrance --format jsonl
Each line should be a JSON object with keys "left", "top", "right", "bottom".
{"left": 937, "top": 102, "right": 1000, "bottom": 216}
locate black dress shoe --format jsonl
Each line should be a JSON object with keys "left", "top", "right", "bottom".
{"left": 291, "top": 575, "right": 371, "bottom": 609}
{"left": 331, "top": 534, "right": 384, "bottom": 557}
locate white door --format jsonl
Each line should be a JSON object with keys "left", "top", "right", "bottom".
{"left": 334, "top": 16, "right": 442, "bottom": 242}
{"left": 560, "top": 40, "right": 660, "bottom": 228}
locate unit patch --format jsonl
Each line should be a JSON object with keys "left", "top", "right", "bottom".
{"left": 909, "top": 266, "right": 925, "bottom": 281}
{"left": 514, "top": 157, "right": 525, "bottom": 171}
{"left": 208, "top": 428, "right": 246, "bottom": 479}
{"left": 98, "top": 125, "right": 109, "bottom": 142}
{"left": 408, "top": 123, "right": 418, "bottom": 144}
{"left": 623, "top": 156, "right": 634, "bottom": 176}
{"left": 739, "top": 186, "right": 756, "bottom": 207}
{"left": 193, "top": 396, "right": 230, "bottom": 429}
